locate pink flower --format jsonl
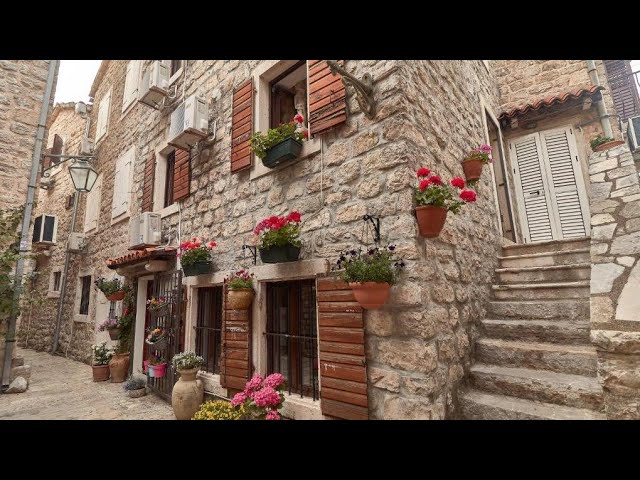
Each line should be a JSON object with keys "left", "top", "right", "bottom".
{"left": 419, "top": 179, "right": 431, "bottom": 191}
{"left": 451, "top": 177, "right": 465, "bottom": 189}
{"left": 479, "top": 144, "right": 492, "bottom": 154}
{"left": 429, "top": 175, "right": 443, "bottom": 185}
{"left": 231, "top": 391, "right": 247, "bottom": 407}
{"left": 244, "top": 374, "right": 264, "bottom": 394}
{"left": 266, "top": 410, "right": 281, "bottom": 420}
{"left": 252, "top": 386, "right": 281, "bottom": 408}
{"left": 417, "top": 167, "right": 430, "bottom": 178}
{"left": 264, "top": 373, "right": 285, "bottom": 390}
{"left": 207, "top": 241, "right": 217, "bottom": 249}
{"left": 460, "top": 189, "right": 477, "bottom": 203}
{"left": 293, "top": 114, "right": 304, "bottom": 124}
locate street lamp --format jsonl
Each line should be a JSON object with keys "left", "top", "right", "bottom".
{"left": 68, "top": 159, "right": 98, "bottom": 193}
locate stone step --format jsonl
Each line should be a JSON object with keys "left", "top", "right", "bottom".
{"left": 475, "top": 338, "right": 598, "bottom": 376}
{"left": 492, "top": 281, "right": 590, "bottom": 300}
{"left": 469, "top": 364, "right": 604, "bottom": 411}
{"left": 488, "top": 299, "right": 590, "bottom": 320}
{"left": 498, "top": 248, "right": 591, "bottom": 268}
{"left": 501, "top": 237, "right": 591, "bottom": 257}
{"left": 481, "top": 319, "right": 591, "bottom": 345}
{"left": 495, "top": 263, "right": 591, "bottom": 284}
{"left": 459, "top": 390, "right": 606, "bottom": 420}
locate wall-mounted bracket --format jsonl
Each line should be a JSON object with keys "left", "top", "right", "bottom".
{"left": 40, "top": 154, "right": 95, "bottom": 178}
{"left": 326, "top": 60, "right": 376, "bottom": 119}
{"left": 242, "top": 244, "right": 257, "bottom": 265}
{"left": 363, "top": 214, "right": 381, "bottom": 244}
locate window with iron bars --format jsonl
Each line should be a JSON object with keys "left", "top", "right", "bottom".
{"left": 266, "top": 280, "right": 319, "bottom": 400}
{"left": 195, "top": 287, "right": 223, "bottom": 374}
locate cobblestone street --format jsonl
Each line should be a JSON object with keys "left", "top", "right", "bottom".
{"left": 0, "top": 349, "right": 174, "bottom": 420}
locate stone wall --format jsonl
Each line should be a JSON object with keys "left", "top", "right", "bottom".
{"left": 588, "top": 143, "right": 640, "bottom": 419}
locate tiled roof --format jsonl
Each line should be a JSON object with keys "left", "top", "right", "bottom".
{"left": 106, "top": 246, "right": 177, "bottom": 269}
{"left": 499, "top": 85, "right": 604, "bottom": 120}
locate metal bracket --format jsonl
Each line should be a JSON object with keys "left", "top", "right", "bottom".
{"left": 41, "top": 154, "right": 95, "bottom": 178}
{"left": 363, "top": 214, "right": 381, "bottom": 244}
{"left": 326, "top": 60, "right": 376, "bottom": 119}
{"left": 242, "top": 245, "right": 257, "bottom": 265}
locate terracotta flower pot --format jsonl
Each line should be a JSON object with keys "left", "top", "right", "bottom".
{"left": 462, "top": 158, "right": 484, "bottom": 182}
{"left": 109, "top": 352, "right": 130, "bottom": 383}
{"left": 106, "top": 290, "right": 126, "bottom": 301}
{"left": 415, "top": 205, "right": 448, "bottom": 238}
{"left": 92, "top": 364, "right": 110, "bottom": 382}
{"left": 227, "top": 288, "right": 254, "bottom": 310}
{"left": 172, "top": 367, "right": 204, "bottom": 420}
{"left": 594, "top": 140, "right": 625, "bottom": 152}
{"left": 349, "top": 282, "right": 391, "bottom": 310}
{"left": 108, "top": 327, "right": 121, "bottom": 341}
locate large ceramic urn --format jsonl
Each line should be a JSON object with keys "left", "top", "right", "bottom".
{"left": 171, "top": 368, "right": 204, "bottom": 420}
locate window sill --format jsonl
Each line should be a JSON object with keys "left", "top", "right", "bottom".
{"left": 250, "top": 138, "right": 321, "bottom": 181}
{"left": 95, "top": 133, "right": 108, "bottom": 149}
{"left": 156, "top": 203, "right": 179, "bottom": 219}
{"left": 169, "top": 68, "right": 183, "bottom": 86}
{"left": 280, "top": 392, "right": 324, "bottom": 420}
{"left": 119, "top": 99, "right": 137, "bottom": 120}
{"left": 197, "top": 371, "right": 228, "bottom": 398}
{"left": 110, "top": 212, "right": 130, "bottom": 226}
{"left": 74, "top": 314, "right": 90, "bottom": 323}
{"left": 47, "top": 291, "right": 60, "bottom": 299}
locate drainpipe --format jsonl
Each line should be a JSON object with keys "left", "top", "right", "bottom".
{"left": 586, "top": 60, "right": 614, "bottom": 138}
{"left": 1, "top": 60, "right": 59, "bottom": 390}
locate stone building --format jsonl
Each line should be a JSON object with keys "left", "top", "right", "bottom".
{"left": 18, "top": 59, "right": 640, "bottom": 419}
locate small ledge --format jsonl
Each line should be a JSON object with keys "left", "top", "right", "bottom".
{"left": 110, "top": 212, "right": 130, "bottom": 227}
{"left": 74, "top": 314, "right": 90, "bottom": 323}
{"left": 46, "top": 291, "right": 60, "bottom": 299}
{"left": 157, "top": 203, "right": 179, "bottom": 219}
{"left": 280, "top": 392, "right": 324, "bottom": 420}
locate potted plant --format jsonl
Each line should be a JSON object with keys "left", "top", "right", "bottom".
{"left": 91, "top": 342, "right": 113, "bottom": 382}
{"left": 224, "top": 269, "right": 255, "bottom": 310}
{"left": 123, "top": 375, "right": 147, "bottom": 398}
{"left": 590, "top": 134, "right": 624, "bottom": 152}
{"left": 230, "top": 373, "right": 287, "bottom": 420}
{"left": 171, "top": 351, "right": 205, "bottom": 420}
{"left": 97, "top": 317, "right": 120, "bottom": 341}
{"left": 336, "top": 245, "right": 405, "bottom": 310}
{"left": 94, "top": 277, "right": 127, "bottom": 301}
{"left": 461, "top": 144, "right": 492, "bottom": 182}
{"left": 193, "top": 400, "right": 246, "bottom": 420}
{"left": 414, "top": 168, "right": 478, "bottom": 238}
{"left": 145, "top": 327, "right": 167, "bottom": 349}
{"left": 109, "top": 341, "right": 131, "bottom": 383}
{"left": 253, "top": 211, "right": 302, "bottom": 263}
{"left": 148, "top": 354, "right": 166, "bottom": 378}
{"left": 146, "top": 296, "right": 171, "bottom": 316}
{"left": 250, "top": 114, "right": 309, "bottom": 169}
{"left": 178, "top": 238, "right": 217, "bottom": 277}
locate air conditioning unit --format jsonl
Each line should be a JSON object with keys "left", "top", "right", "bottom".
{"left": 32, "top": 214, "right": 57, "bottom": 245}
{"left": 40, "top": 176, "right": 55, "bottom": 190}
{"left": 67, "top": 232, "right": 87, "bottom": 252}
{"left": 627, "top": 115, "right": 640, "bottom": 152}
{"left": 168, "top": 95, "right": 209, "bottom": 151}
{"left": 138, "top": 61, "right": 170, "bottom": 109}
{"left": 129, "top": 212, "right": 161, "bottom": 250}
{"left": 79, "top": 136, "right": 94, "bottom": 156}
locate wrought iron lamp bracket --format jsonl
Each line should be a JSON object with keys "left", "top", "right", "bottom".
{"left": 242, "top": 244, "right": 257, "bottom": 265}
{"left": 326, "top": 60, "right": 376, "bottom": 119}
{"left": 362, "top": 214, "right": 381, "bottom": 244}
{"left": 40, "top": 154, "right": 95, "bottom": 178}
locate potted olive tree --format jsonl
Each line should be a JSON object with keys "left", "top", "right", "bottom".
{"left": 179, "top": 238, "right": 217, "bottom": 277}
{"left": 224, "top": 269, "right": 255, "bottom": 310}
{"left": 253, "top": 211, "right": 302, "bottom": 263}
{"left": 250, "top": 114, "right": 309, "bottom": 169}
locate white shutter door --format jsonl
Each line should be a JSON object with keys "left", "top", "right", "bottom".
{"left": 120, "top": 150, "right": 133, "bottom": 215}
{"left": 122, "top": 61, "right": 140, "bottom": 111}
{"left": 111, "top": 156, "right": 125, "bottom": 218}
{"left": 539, "top": 128, "right": 589, "bottom": 239}
{"left": 97, "top": 91, "right": 111, "bottom": 141}
{"left": 83, "top": 176, "right": 102, "bottom": 232}
{"left": 511, "top": 133, "right": 556, "bottom": 242}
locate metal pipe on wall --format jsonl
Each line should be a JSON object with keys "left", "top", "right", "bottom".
{"left": 586, "top": 60, "right": 615, "bottom": 138}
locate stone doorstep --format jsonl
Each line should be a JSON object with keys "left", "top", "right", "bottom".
{"left": 500, "top": 237, "right": 591, "bottom": 257}
{"left": 488, "top": 299, "right": 590, "bottom": 320}
{"left": 495, "top": 264, "right": 591, "bottom": 284}
{"left": 498, "top": 249, "right": 591, "bottom": 268}
{"left": 491, "top": 281, "right": 591, "bottom": 301}
{"left": 481, "top": 318, "right": 591, "bottom": 345}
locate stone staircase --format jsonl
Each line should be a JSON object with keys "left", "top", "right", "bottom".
{"left": 459, "top": 237, "right": 605, "bottom": 420}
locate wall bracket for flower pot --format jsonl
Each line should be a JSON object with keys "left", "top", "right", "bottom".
{"left": 326, "top": 60, "right": 376, "bottom": 119}
{"left": 362, "top": 214, "right": 381, "bottom": 244}
{"left": 242, "top": 244, "right": 257, "bottom": 265}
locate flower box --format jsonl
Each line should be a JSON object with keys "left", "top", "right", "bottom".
{"left": 182, "top": 261, "right": 213, "bottom": 277}
{"left": 594, "top": 140, "right": 625, "bottom": 152}
{"left": 107, "top": 327, "right": 121, "bottom": 341}
{"left": 259, "top": 244, "right": 301, "bottom": 264}
{"left": 262, "top": 138, "right": 303, "bottom": 169}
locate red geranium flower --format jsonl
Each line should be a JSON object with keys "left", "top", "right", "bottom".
{"left": 419, "top": 179, "right": 431, "bottom": 191}
{"left": 429, "top": 175, "right": 443, "bottom": 185}
{"left": 293, "top": 114, "right": 304, "bottom": 124}
{"left": 303, "top": 130, "right": 309, "bottom": 139}
{"left": 287, "top": 211, "right": 301, "bottom": 223}
{"left": 460, "top": 189, "right": 477, "bottom": 203}
{"left": 417, "top": 167, "right": 430, "bottom": 178}
{"left": 451, "top": 177, "right": 465, "bottom": 189}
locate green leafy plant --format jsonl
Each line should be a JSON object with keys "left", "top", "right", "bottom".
{"left": 172, "top": 351, "right": 204, "bottom": 370}
{"left": 0, "top": 207, "right": 22, "bottom": 320}
{"left": 178, "top": 238, "right": 217, "bottom": 267}
{"left": 590, "top": 135, "right": 615, "bottom": 150}
{"left": 464, "top": 144, "right": 493, "bottom": 163}
{"left": 91, "top": 342, "right": 113, "bottom": 366}
{"left": 115, "top": 288, "right": 135, "bottom": 354}
{"left": 149, "top": 352, "right": 165, "bottom": 366}
{"left": 224, "top": 269, "right": 254, "bottom": 290}
{"left": 253, "top": 211, "right": 301, "bottom": 249}
{"left": 123, "top": 375, "right": 146, "bottom": 391}
{"left": 414, "top": 168, "right": 477, "bottom": 213}
{"left": 335, "top": 245, "right": 405, "bottom": 285}
{"left": 192, "top": 400, "right": 246, "bottom": 420}
{"left": 249, "top": 115, "right": 308, "bottom": 160}
{"left": 94, "top": 277, "right": 127, "bottom": 296}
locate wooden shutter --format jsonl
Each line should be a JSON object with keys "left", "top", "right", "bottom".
{"left": 307, "top": 60, "right": 347, "bottom": 136}
{"left": 42, "top": 147, "right": 52, "bottom": 170}
{"left": 83, "top": 176, "right": 101, "bottom": 232}
{"left": 219, "top": 286, "right": 252, "bottom": 391}
{"left": 511, "top": 134, "right": 556, "bottom": 243}
{"left": 142, "top": 153, "right": 155, "bottom": 212}
{"left": 230, "top": 79, "right": 253, "bottom": 173}
{"left": 317, "top": 276, "right": 369, "bottom": 420}
{"left": 604, "top": 60, "right": 640, "bottom": 121}
{"left": 172, "top": 149, "right": 190, "bottom": 202}
{"left": 122, "top": 60, "right": 140, "bottom": 111}
{"left": 111, "top": 149, "right": 132, "bottom": 218}
{"left": 96, "top": 90, "right": 111, "bottom": 141}
{"left": 52, "top": 134, "right": 63, "bottom": 158}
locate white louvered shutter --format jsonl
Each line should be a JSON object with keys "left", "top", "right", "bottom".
{"left": 83, "top": 176, "right": 102, "bottom": 232}
{"left": 111, "top": 149, "right": 133, "bottom": 219}
{"left": 122, "top": 61, "right": 140, "bottom": 111}
{"left": 540, "top": 128, "right": 588, "bottom": 239}
{"left": 511, "top": 134, "right": 556, "bottom": 242}
{"left": 96, "top": 90, "right": 111, "bottom": 141}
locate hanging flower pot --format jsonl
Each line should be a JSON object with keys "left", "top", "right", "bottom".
{"left": 461, "top": 145, "right": 493, "bottom": 182}
{"left": 107, "top": 327, "right": 121, "bottom": 341}
{"left": 145, "top": 328, "right": 167, "bottom": 349}
{"left": 251, "top": 115, "right": 308, "bottom": 169}
{"left": 259, "top": 244, "right": 301, "bottom": 264}
{"left": 179, "top": 238, "right": 217, "bottom": 276}
{"left": 594, "top": 139, "right": 625, "bottom": 152}
{"left": 415, "top": 206, "right": 448, "bottom": 238}
{"left": 254, "top": 212, "right": 302, "bottom": 264}
{"left": 106, "top": 290, "right": 126, "bottom": 301}
{"left": 182, "top": 261, "right": 213, "bottom": 277}
{"left": 151, "top": 362, "right": 167, "bottom": 378}
{"left": 349, "top": 282, "right": 391, "bottom": 310}
{"left": 143, "top": 359, "right": 151, "bottom": 374}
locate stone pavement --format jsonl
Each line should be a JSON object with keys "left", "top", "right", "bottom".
{"left": 0, "top": 348, "right": 174, "bottom": 420}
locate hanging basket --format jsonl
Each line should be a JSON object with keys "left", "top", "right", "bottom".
{"left": 594, "top": 140, "right": 625, "bottom": 152}
{"left": 182, "top": 261, "right": 213, "bottom": 277}
{"left": 105, "top": 290, "right": 126, "bottom": 302}
{"left": 259, "top": 244, "right": 301, "bottom": 264}
{"left": 145, "top": 335, "right": 168, "bottom": 349}
{"left": 349, "top": 282, "right": 391, "bottom": 310}
{"left": 147, "top": 303, "right": 171, "bottom": 317}
{"left": 107, "top": 327, "right": 121, "bottom": 341}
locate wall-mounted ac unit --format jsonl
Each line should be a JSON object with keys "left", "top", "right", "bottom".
{"left": 168, "top": 95, "right": 209, "bottom": 151}
{"left": 67, "top": 232, "right": 87, "bottom": 252}
{"left": 40, "top": 176, "right": 55, "bottom": 190}
{"left": 129, "top": 212, "right": 161, "bottom": 250}
{"left": 79, "top": 136, "right": 94, "bottom": 156}
{"left": 627, "top": 115, "right": 640, "bottom": 152}
{"left": 138, "top": 61, "right": 170, "bottom": 109}
{"left": 32, "top": 214, "right": 57, "bottom": 245}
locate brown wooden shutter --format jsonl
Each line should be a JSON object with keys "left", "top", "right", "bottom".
{"left": 308, "top": 60, "right": 347, "bottom": 137}
{"left": 220, "top": 286, "right": 252, "bottom": 391}
{"left": 141, "top": 153, "right": 155, "bottom": 212}
{"left": 42, "top": 147, "right": 52, "bottom": 170}
{"left": 172, "top": 149, "right": 190, "bottom": 202}
{"left": 317, "top": 276, "right": 369, "bottom": 420}
{"left": 230, "top": 79, "right": 253, "bottom": 173}
{"left": 604, "top": 60, "right": 640, "bottom": 121}
{"left": 52, "top": 134, "right": 63, "bottom": 158}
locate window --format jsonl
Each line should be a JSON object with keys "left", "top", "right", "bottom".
{"left": 53, "top": 272, "right": 62, "bottom": 292}
{"left": 170, "top": 60, "right": 182, "bottom": 77}
{"left": 32, "top": 214, "right": 57, "bottom": 244}
{"left": 83, "top": 175, "right": 102, "bottom": 233}
{"left": 79, "top": 275, "right": 92, "bottom": 315}
{"left": 195, "top": 287, "right": 223, "bottom": 374}
{"left": 111, "top": 147, "right": 134, "bottom": 221}
{"left": 269, "top": 61, "right": 307, "bottom": 128}
{"left": 122, "top": 60, "right": 141, "bottom": 112}
{"left": 95, "top": 89, "right": 111, "bottom": 142}
{"left": 266, "top": 280, "right": 319, "bottom": 399}
{"left": 164, "top": 151, "right": 175, "bottom": 208}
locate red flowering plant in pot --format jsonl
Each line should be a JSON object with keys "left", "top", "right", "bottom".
{"left": 224, "top": 269, "right": 255, "bottom": 310}
{"left": 414, "top": 168, "right": 477, "bottom": 238}
{"left": 230, "top": 373, "right": 287, "bottom": 420}
{"left": 461, "top": 144, "right": 492, "bottom": 182}
{"left": 250, "top": 114, "right": 309, "bottom": 169}
{"left": 253, "top": 211, "right": 302, "bottom": 264}
{"left": 178, "top": 237, "right": 217, "bottom": 277}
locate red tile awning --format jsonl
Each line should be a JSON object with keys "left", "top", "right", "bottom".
{"left": 106, "top": 246, "right": 177, "bottom": 269}
{"left": 499, "top": 85, "right": 604, "bottom": 120}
